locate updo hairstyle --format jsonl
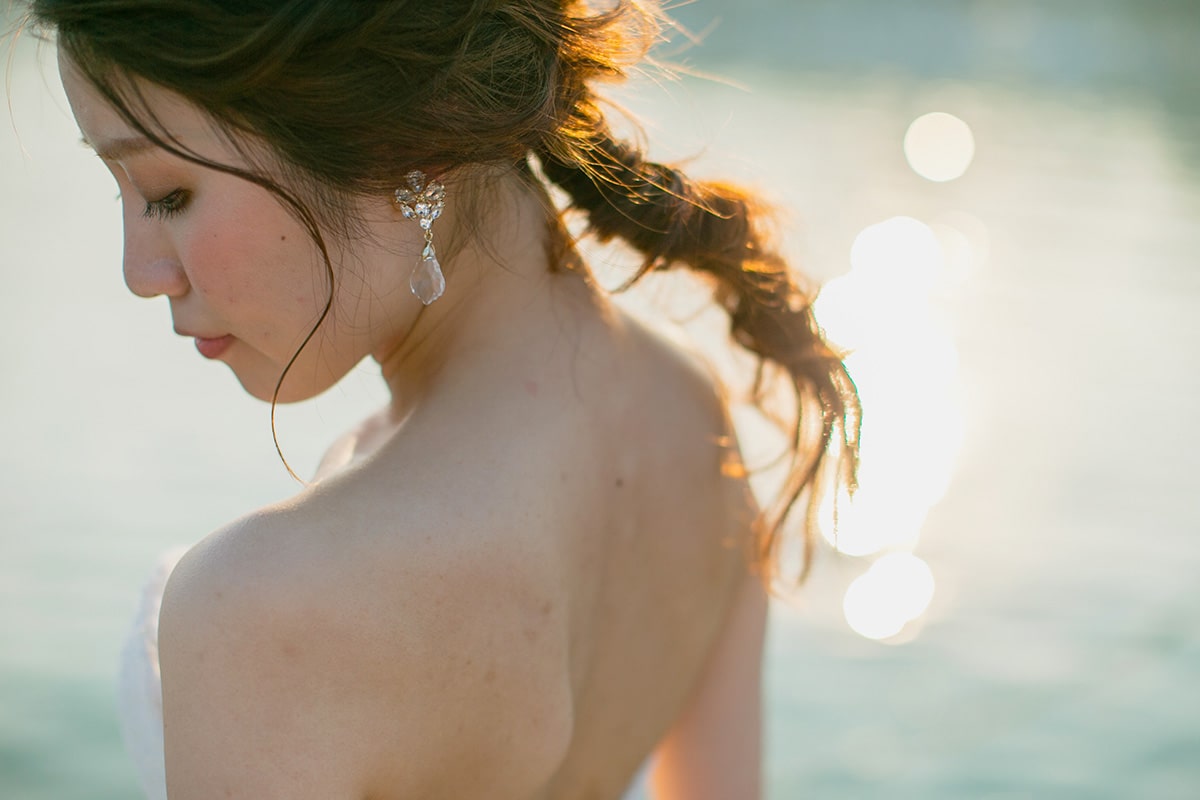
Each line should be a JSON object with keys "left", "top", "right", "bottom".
{"left": 27, "top": 0, "right": 861, "bottom": 588}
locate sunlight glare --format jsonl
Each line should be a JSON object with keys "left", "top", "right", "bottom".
{"left": 843, "top": 553, "right": 936, "bottom": 641}
{"left": 818, "top": 484, "right": 925, "bottom": 557}
{"left": 930, "top": 223, "right": 973, "bottom": 285}
{"left": 808, "top": 215, "right": 964, "bottom": 639}
{"left": 904, "top": 112, "right": 976, "bottom": 182}
{"left": 815, "top": 216, "right": 950, "bottom": 351}
{"left": 849, "top": 216, "right": 943, "bottom": 291}
{"left": 817, "top": 342, "right": 963, "bottom": 558}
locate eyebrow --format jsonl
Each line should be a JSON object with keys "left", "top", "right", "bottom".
{"left": 81, "top": 135, "right": 157, "bottom": 161}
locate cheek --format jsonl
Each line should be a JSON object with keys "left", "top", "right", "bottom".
{"left": 182, "top": 195, "right": 326, "bottom": 317}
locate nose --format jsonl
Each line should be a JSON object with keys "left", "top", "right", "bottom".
{"left": 124, "top": 255, "right": 189, "bottom": 298}
{"left": 122, "top": 213, "right": 189, "bottom": 299}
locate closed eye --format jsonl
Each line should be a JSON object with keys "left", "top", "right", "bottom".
{"left": 143, "top": 189, "right": 190, "bottom": 221}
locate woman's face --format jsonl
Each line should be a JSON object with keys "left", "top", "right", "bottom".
{"left": 59, "top": 54, "right": 417, "bottom": 403}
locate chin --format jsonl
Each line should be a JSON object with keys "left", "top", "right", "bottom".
{"left": 231, "top": 366, "right": 344, "bottom": 405}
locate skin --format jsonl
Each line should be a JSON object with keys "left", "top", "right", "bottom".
{"left": 63, "top": 53, "right": 768, "bottom": 800}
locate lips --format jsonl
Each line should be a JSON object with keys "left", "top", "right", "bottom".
{"left": 174, "top": 323, "right": 235, "bottom": 359}
{"left": 194, "top": 334, "right": 234, "bottom": 359}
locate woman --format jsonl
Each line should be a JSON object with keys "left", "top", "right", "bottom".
{"left": 29, "top": 0, "right": 859, "bottom": 797}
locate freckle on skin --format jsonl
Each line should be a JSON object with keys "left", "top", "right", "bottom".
{"left": 615, "top": 478, "right": 624, "bottom": 488}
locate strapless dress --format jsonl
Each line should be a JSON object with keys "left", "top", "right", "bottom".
{"left": 116, "top": 549, "right": 651, "bottom": 800}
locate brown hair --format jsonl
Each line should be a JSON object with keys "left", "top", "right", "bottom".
{"left": 27, "top": 0, "right": 860, "bottom": 589}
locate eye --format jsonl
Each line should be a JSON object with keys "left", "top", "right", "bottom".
{"left": 142, "top": 189, "right": 190, "bottom": 221}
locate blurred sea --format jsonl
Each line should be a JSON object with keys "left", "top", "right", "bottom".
{"left": 3, "top": 1, "right": 1199, "bottom": 798}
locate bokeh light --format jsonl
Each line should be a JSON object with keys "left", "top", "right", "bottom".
{"left": 849, "top": 215, "right": 944, "bottom": 291}
{"left": 904, "top": 112, "right": 976, "bottom": 182}
{"left": 813, "top": 214, "right": 966, "bottom": 639}
{"left": 843, "top": 553, "right": 937, "bottom": 640}
{"left": 815, "top": 217, "right": 946, "bottom": 350}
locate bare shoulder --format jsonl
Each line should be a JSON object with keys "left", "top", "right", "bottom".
{"left": 616, "top": 305, "right": 731, "bottom": 406}
{"left": 158, "top": 508, "right": 435, "bottom": 798}
{"left": 159, "top": 493, "right": 572, "bottom": 799}
{"left": 615, "top": 305, "right": 757, "bottom": 518}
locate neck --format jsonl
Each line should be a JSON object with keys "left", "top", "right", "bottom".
{"left": 371, "top": 173, "right": 574, "bottom": 416}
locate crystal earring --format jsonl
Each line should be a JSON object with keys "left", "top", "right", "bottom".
{"left": 393, "top": 170, "right": 447, "bottom": 305}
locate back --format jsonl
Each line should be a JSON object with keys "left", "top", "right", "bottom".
{"left": 541, "top": 308, "right": 761, "bottom": 798}
{"left": 224, "top": 294, "right": 764, "bottom": 799}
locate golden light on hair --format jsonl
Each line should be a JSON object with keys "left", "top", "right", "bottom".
{"left": 904, "top": 112, "right": 976, "bottom": 182}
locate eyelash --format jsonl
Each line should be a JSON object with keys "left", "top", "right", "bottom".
{"left": 141, "top": 189, "right": 190, "bottom": 221}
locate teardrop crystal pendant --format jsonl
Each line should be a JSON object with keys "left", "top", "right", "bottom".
{"left": 410, "top": 242, "right": 445, "bottom": 305}
{"left": 394, "top": 170, "right": 447, "bottom": 305}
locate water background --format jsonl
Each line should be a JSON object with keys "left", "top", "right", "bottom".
{"left": 2, "top": 1, "right": 1199, "bottom": 797}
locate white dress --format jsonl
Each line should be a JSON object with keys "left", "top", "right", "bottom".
{"left": 116, "top": 550, "right": 651, "bottom": 800}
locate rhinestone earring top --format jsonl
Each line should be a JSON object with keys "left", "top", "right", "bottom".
{"left": 393, "top": 170, "right": 446, "bottom": 305}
